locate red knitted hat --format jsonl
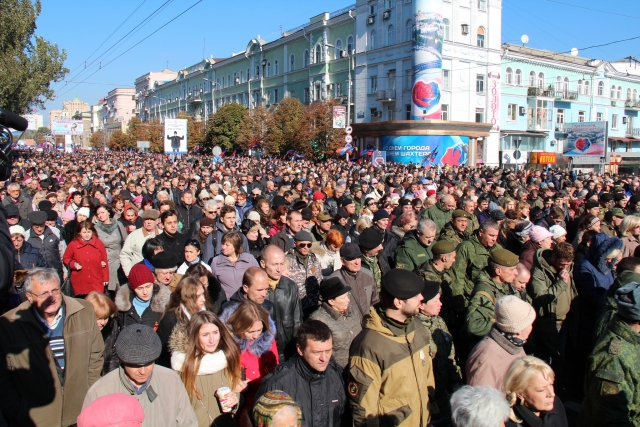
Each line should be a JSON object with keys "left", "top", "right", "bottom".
{"left": 128, "top": 264, "right": 154, "bottom": 290}
{"left": 313, "top": 191, "right": 325, "bottom": 201}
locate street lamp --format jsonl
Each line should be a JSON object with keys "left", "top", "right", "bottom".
{"left": 325, "top": 43, "right": 353, "bottom": 127}
{"left": 203, "top": 78, "right": 220, "bottom": 126}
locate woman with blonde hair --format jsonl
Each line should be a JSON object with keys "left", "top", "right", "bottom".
{"left": 504, "top": 356, "right": 567, "bottom": 427}
{"left": 85, "top": 291, "right": 120, "bottom": 374}
{"left": 501, "top": 197, "right": 516, "bottom": 213}
{"left": 516, "top": 202, "right": 531, "bottom": 221}
{"left": 170, "top": 311, "right": 247, "bottom": 427}
{"left": 618, "top": 214, "right": 640, "bottom": 258}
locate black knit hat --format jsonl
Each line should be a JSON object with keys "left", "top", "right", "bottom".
{"left": 319, "top": 277, "right": 351, "bottom": 301}
{"left": 373, "top": 210, "right": 390, "bottom": 221}
{"left": 150, "top": 251, "right": 178, "bottom": 269}
{"left": 382, "top": 269, "right": 424, "bottom": 299}
{"left": 358, "top": 227, "right": 383, "bottom": 250}
{"left": 115, "top": 324, "right": 162, "bottom": 365}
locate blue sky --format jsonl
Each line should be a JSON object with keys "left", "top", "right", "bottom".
{"left": 36, "top": 0, "right": 640, "bottom": 123}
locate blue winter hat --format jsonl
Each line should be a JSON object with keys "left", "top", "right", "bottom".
{"left": 615, "top": 282, "right": 640, "bottom": 321}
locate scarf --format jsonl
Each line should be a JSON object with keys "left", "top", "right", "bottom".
{"left": 497, "top": 328, "right": 527, "bottom": 347}
{"left": 95, "top": 220, "right": 119, "bottom": 235}
{"left": 132, "top": 295, "right": 151, "bottom": 317}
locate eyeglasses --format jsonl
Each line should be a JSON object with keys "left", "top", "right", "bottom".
{"left": 201, "top": 197, "right": 210, "bottom": 201}
{"left": 29, "top": 288, "right": 61, "bottom": 299}
{"left": 296, "top": 243, "right": 313, "bottom": 248}
{"left": 206, "top": 211, "right": 216, "bottom": 215}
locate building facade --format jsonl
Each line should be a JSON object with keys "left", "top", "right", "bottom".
{"left": 22, "top": 114, "right": 44, "bottom": 131}
{"left": 96, "top": 88, "right": 137, "bottom": 140}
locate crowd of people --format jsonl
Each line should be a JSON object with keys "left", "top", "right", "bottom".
{"left": 0, "top": 149, "right": 639, "bottom": 427}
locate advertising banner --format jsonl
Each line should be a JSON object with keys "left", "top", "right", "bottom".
{"left": 371, "top": 151, "right": 387, "bottom": 167}
{"left": 381, "top": 135, "right": 468, "bottom": 166}
{"left": 332, "top": 106, "right": 347, "bottom": 129}
{"left": 411, "top": 0, "right": 444, "bottom": 120}
{"left": 487, "top": 71, "right": 501, "bottom": 131}
{"left": 563, "top": 121, "right": 606, "bottom": 157}
{"left": 501, "top": 150, "right": 528, "bottom": 165}
{"left": 164, "top": 119, "right": 188, "bottom": 155}
{"left": 530, "top": 152, "right": 557, "bottom": 165}
{"left": 51, "top": 120, "right": 84, "bottom": 135}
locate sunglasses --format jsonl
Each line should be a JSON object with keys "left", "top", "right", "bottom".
{"left": 296, "top": 243, "right": 313, "bottom": 248}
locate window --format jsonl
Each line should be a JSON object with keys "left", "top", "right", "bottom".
{"left": 371, "top": 108, "right": 379, "bottom": 120}
{"left": 564, "top": 77, "right": 569, "bottom": 92}
{"left": 335, "top": 39, "right": 342, "bottom": 59}
{"left": 232, "top": 72, "right": 236, "bottom": 85}
{"left": 336, "top": 82, "right": 342, "bottom": 96}
{"left": 443, "top": 69, "right": 450, "bottom": 89}
{"left": 442, "top": 104, "right": 449, "bottom": 120}
{"left": 477, "top": 27, "right": 485, "bottom": 47}
{"left": 538, "top": 72, "right": 545, "bottom": 89}
{"left": 274, "top": 60, "right": 278, "bottom": 75}
{"left": 634, "top": 89, "right": 638, "bottom": 99}
{"left": 584, "top": 80, "right": 590, "bottom": 95}
{"left": 315, "top": 46, "right": 321, "bottom": 64}
{"left": 478, "top": 0, "right": 487, "bottom": 10}
{"left": 256, "top": 65, "right": 260, "bottom": 77}
{"left": 387, "top": 105, "right": 396, "bottom": 121}
{"left": 557, "top": 108, "right": 564, "bottom": 124}
{"left": 369, "top": 4, "right": 377, "bottom": 15}
{"left": 406, "top": 20, "right": 412, "bottom": 42}
{"left": 598, "top": 81, "right": 604, "bottom": 96}
{"left": 577, "top": 80, "right": 582, "bottom": 94}
{"left": 387, "top": 25, "right": 395, "bottom": 46}
{"left": 508, "top": 104, "right": 517, "bottom": 121}
{"left": 627, "top": 88, "right": 632, "bottom": 100}
{"left": 347, "top": 36, "right": 354, "bottom": 54}
{"left": 370, "top": 30, "right": 377, "bottom": 49}
{"left": 597, "top": 112, "right": 603, "bottom": 121}
{"left": 405, "top": 69, "right": 412, "bottom": 90}
{"left": 529, "top": 71, "right": 536, "bottom": 87}
{"left": 617, "top": 86, "right": 622, "bottom": 99}
{"left": 266, "top": 63, "right": 270, "bottom": 78}
{"left": 443, "top": 19, "right": 450, "bottom": 41}
{"left": 578, "top": 111, "right": 586, "bottom": 122}
{"left": 274, "top": 89, "right": 278, "bottom": 103}
{"left": 406, "top": 104, "right": 411, "bottom": 120}
{"left": 240, "top": 71, "right": 243, "bottom": 83}
{"left": 475, "top": 108, "right": 484, "bottom": 123}
{"left": 290, "top": 54, "right": 295, "bottom": 72}
{"left": 505, "top": 68, "right": 513, "bottom": 85}
{"left": 304, "top": 88, "right": 310, "bottom": 103}
{"left": 611, "top": 85, "right": 616, "bottom": 98}
{"left": 612, "top": 114, "right": 619, "bottom": 129}
{"left": 515, "top": 69, "right": 522, "bottom": 86}
{"left": 556, "top": 76, "right": 563, "bottom": 92}
{"left": 476, "top": 74, "right": 485, "bottom": 94}
{"left": 370, "top": 75, "right": 378, "bottom": 93}
{"left": 304, "top": 50, "right": 309, "bottom": 68}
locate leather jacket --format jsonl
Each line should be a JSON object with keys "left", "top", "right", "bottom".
{"left": 266, "top": 276, "right": 303, "bottom": 360}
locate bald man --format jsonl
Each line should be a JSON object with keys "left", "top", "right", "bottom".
{"left": 513, "top": 263, "right": 531, "bottom": 303}
{"left": 260, "top": 245, "right": 303, "bottom": 360}
{"left": 422, "top": 194, "right": 457, "bottom": 235}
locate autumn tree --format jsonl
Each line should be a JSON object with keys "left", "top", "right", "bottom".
{"left": 305, "top": 100, "right": 345, "bottom": 159}
{"left": 109, "top": 130, "right": 134, "bottom": 150}
{"left": 236, "top": 106, "right": 269, "bottom": 152}
{"left": 206, "top": 103, "right": 246, "bottom": 151}
{"left": 0, "top": 0, "right": 68, "bottom": 113}
{"left": 89, "top": 130, "right": 105, "bottom": 149}
{"left": 265, "top": 98, "right": 307, "bottom": 155}
{"left": 176, "top": 112, "right": 204, "bottom": 152}
{"left": 128, "top": 117, "right": 163, "bottom": 152}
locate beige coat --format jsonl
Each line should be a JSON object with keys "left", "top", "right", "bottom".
{"left": 0, "top": 296, "right": 104, "bottom": 427}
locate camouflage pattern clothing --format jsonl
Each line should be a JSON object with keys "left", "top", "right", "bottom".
{"left": 600, "top": 220, "right": 617, "bottom": 238}
{"left": 465, "top": 214, "right": 480, "bottom": 235}
{"left": 579, "top": 314, "right": 640, "bottom": 427}
{"left": 464, "top": 273, "right": 517, "bottom": 340}
{"left": 449, "top": 234, "right": 502, "bottom": 311}
{"left": 417, "top": 260, "right": 454, "bottom": 329}
{"left": 421, "top": 202, "right": 453, "bottom": 235}
{"left": 438, "top": 223, "right": 468, "bottom": 248}
{"left": 417, "top": 313, "right": 462, "bottom": 418}
{"left": 285, "top": 250, "right": 323, "bottom": 315}
{"left": 395, "top": 230, "right": 433, "bottom": 272}
{"left": 361, "top": 254, "right": 382, "bottom": 291}
{"left": 594, "top": 270, "right": 640, "bottom": 340}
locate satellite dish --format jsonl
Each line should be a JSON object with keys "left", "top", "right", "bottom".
{"left": 570, "top": 47, "right": 579, "bottom": 56}
{"left": 521, "top": 34, "right": 529, "bottom": 45}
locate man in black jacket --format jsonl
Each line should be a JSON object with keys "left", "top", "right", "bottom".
{"left": 155, "top": 209, "right": 188, "bottom": 266}
{"left": 175, "top": 191, "right": 202, "bottom": 236}
{"left": 260, "top": 245, "right": 303, "bottom": 360}
{"left": 219, "top": 266, "right": 276, "bottom": 323}
{"left": 255, "top": 320, "right": 346, "bottom": 427}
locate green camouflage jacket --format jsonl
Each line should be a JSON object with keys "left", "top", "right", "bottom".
{"left": 417, "top": 313, "right": 462, "bottom": 418}
{"left": 594, "top": 270, "right": 640, "bottom": 340}
{"left": 395, "top": 231, "right": 433, "bottom": 272}
{"left": 438, "top": 223, "right": 468, "bottom": 247}
{"left": 465, "top": 214, "right": 480, "bottom": 235}
{"left": 449, "top": 234, "right": 502, "bottom": 310}
{"left": 361, "top": 255, "right": 382, "bottom": 291}
{"left": 417, "top": 261, "right": 454, "bottom": 328}
{"left": 600, "top": 220, "right": 617, "bottom": 238}
{"left": 530, "top": 248, "right": 577, "bottom": 328}
{"left": 464, "top": 273, "right": 516, "bottom": 340}
{"left": 422, "top": 202, "right": 453, "bottom": 235}
{"left": 579, "top": 314, "right": 640, "bottom": 427}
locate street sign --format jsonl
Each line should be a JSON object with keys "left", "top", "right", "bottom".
{"left": 514, "top": 139, "right": 522, "bottom": 149}
{"left": 345, "top": 135, "right": 353, "bottom": 143}
{"left": 212, "top": 146, "right": 222, "bottom": 156}
{"left": 345, "top": 125, "right": 353, "bottom": 134}
{"left": 513, "top": 150, "right": 521, "bottom": 160}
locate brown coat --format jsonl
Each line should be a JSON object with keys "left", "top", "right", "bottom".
{"left": 0, "top": 296, "right": 104, "bottom": 427}
{"left": 465, "top": 326, "right": 525, "bottom": 391}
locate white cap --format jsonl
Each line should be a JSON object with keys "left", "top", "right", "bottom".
{"left": 549, "top": 225, "right": 567, "bottom": 240}
{"left": 9, "top": 225, "right": 25, "bottom": 237}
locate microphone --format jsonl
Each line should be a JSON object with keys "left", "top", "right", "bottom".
{"left": 0, "top": 108, "right": 28, "bottom": 132}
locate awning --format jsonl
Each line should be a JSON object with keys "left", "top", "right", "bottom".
{"left": 609, "top": 137, "right": 632, "bottom": 142}
{"left": 501, "top": 130, "right": 548, "bottom": 137}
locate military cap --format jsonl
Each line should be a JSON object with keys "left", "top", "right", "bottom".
{"left": 585, "top": 200, "right": 599, "bottom": 209}
{"left": 373, "top": 210, "right": 390, "bottom": 221}
{"left": 294, "top": 230, "right": 313, "bottom": 242}
{"left": 29, "top": 211, "right": 47, "bottom": 225}
{"left": 431, "top": 241, "right": 456, "bottom": 256}
{"left": 489, "top": 248, "right": 519, "bottom": 267}
{"left": 351, "top": 185, "right": 362, "bottom": 193}
{"left": 358, "top": 227, "right": 384, "bottom": 250}
{"left": 317, "top": 212, "right": 332, "bottom": 222}
{"left": 600, "top": 193, "right": 614, "bottom": 203}
{"left": 150, "top": 251, "right": 178, "bottom": 269}
{"left": 382, "top": 269, "right": 424, "bottom": 299}
{"left": 421, "top": 280, "right": 441, "bottom": 302}
{"left": 610, "top": 208, "right": 626, "bottom": 218}
{"left": 615, "top": 282, "right": 640, "bottom": 321}
{"left": 613, "top": 185, "right": 624, "bottom": 192}
{"left": 452, "top": 209, "right": 469, "bottom": 219}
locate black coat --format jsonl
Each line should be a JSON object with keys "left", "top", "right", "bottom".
{"left": 268, "top": 228, "right": 292, "bottom": 254}
{"left": 155, "top": 310, "right": 180, "bottom": 368}
{"left": 255, "top": 354, "right": 346, "bottom": 427}
{"left": 101, "top": 317, "right": 120, "bottom": 375}
{"left": 266, "top": 276, "right": 303, "bottom": 360}
{"left": 175, "top": 201, "right": 203, "bottom": 236}
{"left": 505, "top": 396, "right": 568, "bottom": 427}
{"left": 155, "top": 230, "right": 189, "bottom": 265}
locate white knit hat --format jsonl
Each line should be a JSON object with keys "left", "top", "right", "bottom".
{"left": 495, "top": 295, "right": 536, "bottom": 333}
{"left": 77, "top": 207, "right": 91, "bottom": 219}
{"left": 549, "top": 225, "right": 567, "bottom": 240}
{"left": 9, "top": 225, "right": 25, "bottom": 237}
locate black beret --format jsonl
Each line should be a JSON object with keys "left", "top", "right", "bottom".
{"left": 421, "top": 280, "right": 440, "bottom": 302}
{"left": 291, "top": 200, "right": 308, "bottom": 211}
{"left": 600, "top": 193, "right": 614, "bottom": 202}
{"left": 585, "top": 200, "right": 599, "bottom": 209}
{"left": 29, "top": 211, "right": 47, "bottom": 225}
{"left": 373, "top": 210, "right": 390, "bottom": 221}
{"left": 340, "top": 243, "right": 361, "bottom": 260}
{"left": 45, "top": 209, "right": 58, "bottom": 221}
{"left": 5, "top": 204, "right": 19, "bottom": 217}
{"left": 150, "top": 251, "right": 178, "bottom": 269}
{"left": 358, "top": 227, "right": 384, "bottom": 250}
{"left": 382, "top": 269, "right": 424, "bottom": 299}
{"left": 614, "top": 193, "right": 626, "bottom": 201}
{"left": 300, "top": 208, "right": 313, "bottom": 221}
{"left": 319, "top": 277, "right": 351, "bottom": 301}
{"left": 38, "top": 200, "right": 53, "bottom": 211}
{"left": 339, "top": 196, "right": 355, "bottom": 207}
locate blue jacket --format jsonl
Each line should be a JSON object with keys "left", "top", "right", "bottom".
{"left": 14, "top": 240, "right": 48, "bottom": 270}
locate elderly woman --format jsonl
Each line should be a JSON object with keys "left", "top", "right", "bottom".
{"left": 618, "top": 215, "right": 640, "bottom": 258}
{"left": 242, "top": 219, "right": 268, "bottom": 259}
{"left": 177, "top": 239, "right": 212, "bottom": 274}
{"left": 115, "top": 263, "right": 171, "bottom": 328}
{"left": 94, "top": 204, "right": 128, "bottom": 295}
{"left": 150, "top": 251, "right": 181, "bottom": 292}
{"left": 11, "top": 225, "right": 47, "bottom": 270}
{"left": 519, "top": 226, "right": 554, "bottom": 271}
{"left": 253, "top": 391, "right": 302, "bottom": 427}
{"left": 210, "top": 231, "right": 259, "bottom": 299}
{"left": 63, "top": 221, "right": 109, "bottom": 297}
{"left": 309, "top": 277, "right": 362, "bottom": 368}
{"left": 504, "top": 356, "right": 567, "bottom": 427}
{"left": 85, "top": 291, "right": 120, "bottom": 374}
{"left": 310, "top": 229, "right": 344, "bottom": 278}
{"left": 466, "top": 296, "right": 536, "bottom": 391}
{"left": 450, "top": 386, "right": 511, "bottom": 427}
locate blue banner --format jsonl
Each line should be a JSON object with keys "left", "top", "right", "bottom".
{"left": 381, "top": 135, "right": 469, "bottom": 166}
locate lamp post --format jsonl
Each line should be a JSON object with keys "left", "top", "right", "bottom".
{"left": 203, "top": 78, "right": 220, "bottom": 125}
{"left": 325, "top": 44, "right": 353, "bottom": 127}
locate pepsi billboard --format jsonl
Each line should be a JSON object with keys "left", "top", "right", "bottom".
{"left": 380, "top": 135, "right": 469, "bottom": 166}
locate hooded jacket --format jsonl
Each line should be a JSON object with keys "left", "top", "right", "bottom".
{"left": 115, "top": 283, "right": 171, "bottom": 329}
{"left": 348, "top": 306, "right": 435, "bottom": 427}
{"left": 530, "top": 248, "right": 577, "bottom": 328}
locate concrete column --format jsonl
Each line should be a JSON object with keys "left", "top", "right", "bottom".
{"left": 469, "top": 137, "right": 476, "bottom": 166}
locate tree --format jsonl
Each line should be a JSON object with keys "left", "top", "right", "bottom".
{"left": 265, "top": 98, "right": 307, "bottom": 155}
{"left": 128, "top": 117, "right": 163, "bottom": 152}
{"left": 176, "top": 112, "right": 204, "bottom": 152}
{"left": 109, "top": 130, "right": 134, "bottom": 151}
{"left": 90, "top": 130, "right": 105, "bottom": 149}
{"left": 305, "top": 100, "right": 345, "bottom": 159}
{"left": 206, "top": 103, "right": 246, "bottom": 151}
{"left": 236, "top": 106, "right": 269, "bottom": 152}
{"left": 0, "top": 0, "right": 68, "bottom": 113}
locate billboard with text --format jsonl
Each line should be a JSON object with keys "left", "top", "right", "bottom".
{"left": 563, "top": 121, "right": 606, "bottom": 157}
{"left": 381, "top": 135, "right": 469, "bottom": 166}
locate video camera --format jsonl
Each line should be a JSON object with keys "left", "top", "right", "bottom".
{"left": 0, "top": 108, "right": 28, "bottom": 181}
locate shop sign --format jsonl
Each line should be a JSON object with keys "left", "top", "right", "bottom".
{"left": 530, "top": 152, "right": 556, "bottom": 164}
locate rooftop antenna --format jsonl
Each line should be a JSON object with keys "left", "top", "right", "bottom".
{"left": 280, "top": 25, "right": 283, "bottom": 37}
{"left": 571, "top": 47, "right": 579, "bottom": 56}
{"left": 521, "top": 34, "right": 529, "bottom": 46}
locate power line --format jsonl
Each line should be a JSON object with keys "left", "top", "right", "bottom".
{"left": 55, "top": 0, "right": 203, "bottom": 100}
{"left": 545, "top": 0, "right": 640, "bottom": 20}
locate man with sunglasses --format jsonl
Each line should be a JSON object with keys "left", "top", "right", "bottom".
{"left": 285, "top": 231, "right": 323, "bottom": 317}
{"left": 0, "top": 268, "right": 104, "bottom": 426}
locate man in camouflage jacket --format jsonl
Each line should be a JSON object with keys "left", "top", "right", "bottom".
{"left": 417, "top": 241, "right": 457, "bottom": 330}
{"left": 285, "top": 231, "right": 323, "bottom": 317}
{"left": 358, "top": 228, "right": 385, "bottom": 291}
{"left": 421, "top": 195, "right": 456, "bottom": 235}
{"left": 396, "top": 219, "right": 436, "bottom": 272}
{"left": 438, "top": 209, "right": 470, "bottom": 248}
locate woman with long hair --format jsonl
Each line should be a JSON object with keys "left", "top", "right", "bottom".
{"left": 210, "top": 231, "right": 259, "bottom": 299}
{"left": 63, "top": 221, "right": 109, "bottom": 298}
{"left": 170, "top": 311, "right": 247, "bottom": 427}
{"left": 156, "top": 276, "right": 215, "bottom": 367}
{"left": 516, "top": 202, "right": 531, "bottom": 221}
{"left": 85, "top": 291, "right": 120, "bottom": 374}
{"left": 110, "top": 194, "right": 125, "bottom": 219}
{"left": 94, "top": 204, "right": 128, "bottom": 296}
{"left": 268, "top": 206, "right": 289, "bottom": 237}
{"left": 255, "top": 198, "right": 272, "bottom": 229}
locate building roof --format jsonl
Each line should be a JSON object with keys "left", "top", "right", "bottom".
{"left": 502, "top": 43, "right": 599, "bottom": 68}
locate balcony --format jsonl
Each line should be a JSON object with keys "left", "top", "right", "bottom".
{"left": 555, "top": 90, "right": 578, "bottom": 101}
{"left": 527, "top": 87, "right": 555, "bottom": 98}
{"left": 624, "top": 99, "right": 640, "bottom": 110}
{"left": 376, "top": 89, "right": 396, "bottom": 101}
{"left": 625, "top": 124, "right": 640, "bottom": 138}
{"left": 187, "top": 93, "right": 202, "bottom": 103}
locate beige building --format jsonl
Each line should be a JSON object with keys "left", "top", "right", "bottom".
{"left": 99, "top": 88, "right": 137, "bottom": 140}
{"left": 48, "top": 97, "right": 91, "bottom": 147}
{"left": 134, "top": 69, "right": 178, "bottom": 122}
